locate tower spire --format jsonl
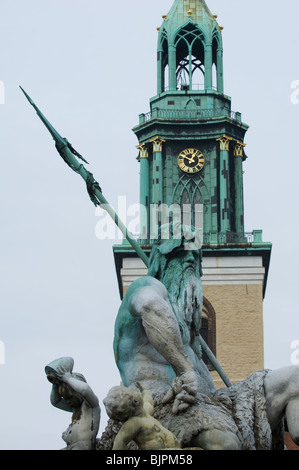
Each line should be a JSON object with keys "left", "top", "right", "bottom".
{"left": 164, "top": 0, "right": 217, "bottom": 28}
{"left": 157, "top": 0, "right": 223, "bottom": 94}
{"left": 114, "top": 0, "right": 272, "bottom": 392}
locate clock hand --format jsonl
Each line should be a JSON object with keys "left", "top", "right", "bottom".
{"left": 184, "top": 155, "right": 195, "bottom": 163}
{"left": 189, "top": 152, "right": 198, "bottom": 163}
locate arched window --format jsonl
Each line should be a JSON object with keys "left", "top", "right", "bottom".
{"left": 212, "top": 30, "right": 223, "bottom": 92}
{"left": 200, "top": 297, "right": 216, "bottom": 371}
{"left": 175, "top": 24, "right": 205, "bottom": 90}
{"left": 172, "top": 174, "right": 209, "bottom": 230}
{"left": 173, "top": 175, "right": 203, "bottom": 227}
{"left": 162, "top": 34, "right": 169, "bottom": 92}
{"left": 212, "top": 34, "right": 219, "bottom": 65}
{"left": 158, "top": 29, "right": 169, "bottom": 93}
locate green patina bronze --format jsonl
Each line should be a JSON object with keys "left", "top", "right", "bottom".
{"left": 134, "top": 0, "right": 248, "bottom": 244}
{"left": 20, "top": 86, "right": 149, "bottom": 268}
{"left": 114, "top": 0, "right": 271, "bottom": 301}
{"left": 20, "top": 84, "right": 232, "bottom": 388}
{"left": 20, "top": 0, "right": 270, "bottom": 395}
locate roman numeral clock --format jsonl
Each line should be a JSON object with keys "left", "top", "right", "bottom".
{"left": 178, "top": 148, "right": 205, "bottom": 174}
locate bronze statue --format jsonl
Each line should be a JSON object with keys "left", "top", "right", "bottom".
{"left": 45, "top": 357, "right": 101, "bottom": 450}
{"left": 104, "top": 382, "right": 180, "bottom": 450}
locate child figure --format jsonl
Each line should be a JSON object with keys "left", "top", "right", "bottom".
{"left": 104, "top": 382, "right": 180, "bottom": 450}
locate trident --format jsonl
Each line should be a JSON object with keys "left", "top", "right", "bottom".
{"left": 20, "top": 86, "right": 232, "bottom": 388}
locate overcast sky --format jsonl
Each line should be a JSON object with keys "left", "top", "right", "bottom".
{"left": 1, "top": 0, "right": 299, "bottom": 450}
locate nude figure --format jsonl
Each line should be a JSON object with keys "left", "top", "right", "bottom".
{"left": 110, "top": 224, "right": 296, "bottom": 450}
{"left": 113, "top": 225, "right": 240, "bottom": 449}
{"left": 104, "top": 382, "right": 180, "bottom": 450}
{"left": 45, "top": 357, "right": 100, "bottom": 450}
{"left": 114, "top": 225, "right": 215, "bottom": 412}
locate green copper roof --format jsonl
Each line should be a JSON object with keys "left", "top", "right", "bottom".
{"left": 159, "top": 0, "right": 221, "bottom": 43}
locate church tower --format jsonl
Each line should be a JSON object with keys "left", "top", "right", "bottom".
{"left": 113, "top": 0, "right": 272, "bottom": 387}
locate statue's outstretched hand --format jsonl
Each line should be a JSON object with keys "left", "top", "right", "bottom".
{"left": 162, "top": 371, "right": 198, "bottom": 414}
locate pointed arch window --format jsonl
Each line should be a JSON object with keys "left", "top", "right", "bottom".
{"left": 158, "top": 29, "right": 169, "bottom": 93}
{"left": 161, "top": 32, "right": 169, "bottom": 92}
{"left": 173, "top": 175, "right": 204, "bottom": 227}
{"left": 212, "top": 29, "right": 223, "bottom": 92}
{"left": 175, "top": 24, "right": 205, "bottom": 91}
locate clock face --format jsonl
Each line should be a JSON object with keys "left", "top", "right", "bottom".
{"left": 178, "top": 148, "right": 205, "bottom": 174}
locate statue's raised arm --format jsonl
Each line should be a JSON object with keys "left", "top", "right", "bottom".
{"left": 45, "top": 357, "right": 101, "bottom": 450}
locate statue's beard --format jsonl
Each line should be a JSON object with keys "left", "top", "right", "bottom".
{"left": 160, "top": 264, "right": 203, "bottom": 337}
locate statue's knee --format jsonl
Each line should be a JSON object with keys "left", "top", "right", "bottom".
{"left": 129, "top": 288, "right": 164, "bottom": 318}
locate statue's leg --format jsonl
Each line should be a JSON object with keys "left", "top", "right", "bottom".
{"left": 128, "top": 280, "right": 201, "bottom": 412}
{"left": 128, "top": 283, "right": 194, "bottom": 378}
{"left": 190, "top": 430, "right": 241, "bottom": 451}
